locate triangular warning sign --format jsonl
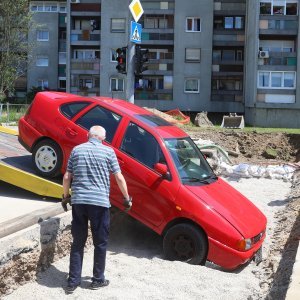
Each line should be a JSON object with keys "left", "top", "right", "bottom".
{"left": 132, "top": 26, "right": 141, "bottom": 41}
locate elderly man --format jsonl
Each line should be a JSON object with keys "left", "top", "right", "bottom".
{"left": 63, "top": 125, "right": 131, "bottom": 294}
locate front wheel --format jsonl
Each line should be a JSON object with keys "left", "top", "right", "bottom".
{"left": 163, "top": 223, "right": 208, "bottom": 265}
{"left": 32, "top": 139, "right": 63, "bottom": 178}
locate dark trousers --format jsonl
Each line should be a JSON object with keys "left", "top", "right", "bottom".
{"left": 68, "top": 204, "right": 110, "bottom": 286}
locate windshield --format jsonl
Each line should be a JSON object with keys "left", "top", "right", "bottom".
{"left": 165, "top": 137, "right": 216, "bottom": 184}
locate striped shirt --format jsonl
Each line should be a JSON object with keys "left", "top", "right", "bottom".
{"left": 67, "top": 138, "right": 120, "bottom": 207}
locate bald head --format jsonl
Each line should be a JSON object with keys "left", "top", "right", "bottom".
{"left": 88, "top": 126, "right": 106, "bottom": 141}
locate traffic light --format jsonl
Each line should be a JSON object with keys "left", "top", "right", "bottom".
{"left": 135, "top": 45, "right": 149, "bottom": 75}
{"left": 116, "top": 47, "right": 127, "bottom": 74}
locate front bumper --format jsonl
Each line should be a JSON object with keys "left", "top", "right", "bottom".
{"left": 207, "top": 234, "right": 265, "bottom": 270}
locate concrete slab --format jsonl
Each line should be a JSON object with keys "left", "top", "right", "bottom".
{"left": 0, "top": 181, "right": 58, "bottom": 223}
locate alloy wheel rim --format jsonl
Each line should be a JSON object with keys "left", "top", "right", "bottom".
{"left": 35, "top": 145, "right": 57, "bottom": 172}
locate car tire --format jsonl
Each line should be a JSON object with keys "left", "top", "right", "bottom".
{"left": 32, "top": 139, "right": 63, "bottom": 178}
{"left": 163, "top": 223, "right": 208, "bottom": 265}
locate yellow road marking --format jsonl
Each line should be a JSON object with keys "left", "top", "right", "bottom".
{"left": 0, "top": 125, "right": 18, "bottom": 136}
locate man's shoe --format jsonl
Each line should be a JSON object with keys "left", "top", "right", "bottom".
{"left": 65, "top": 284, "right": 79, "bottom": 294}
{"left": 89, "top": 279, "right": 110, "bottom": 290}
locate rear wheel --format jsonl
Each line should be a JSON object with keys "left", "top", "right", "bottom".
{"left": 163, "top": 223, "right": 207, "bottom": 265}
{"left": 32, "top": 139, "right": 63, "bottom": 178}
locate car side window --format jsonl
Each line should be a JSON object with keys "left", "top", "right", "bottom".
{"left": 120, "top": 122, "right": 165, "bottom": 169}
{"left": 60, "top": 102, "right": 91, "bottom": 119}
{"left": 75, "top": 105, "right": 122, "bottom": 143}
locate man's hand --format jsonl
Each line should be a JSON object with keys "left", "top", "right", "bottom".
{"left": 123, "top": 196, "right": 132, "bottom": 212}
{"left": 61, "top": 194, "right": 72, "bottom": 212}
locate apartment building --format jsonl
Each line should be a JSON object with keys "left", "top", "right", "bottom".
{"left": 27, "top": 0, "right": 300, "bottom": 128}
{"left": 245, "top": 0, "right": 300, "bottom": 127}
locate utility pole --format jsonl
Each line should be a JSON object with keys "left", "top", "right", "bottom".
{"left": 126, "top": 42, "right": 135, "bottom": 103}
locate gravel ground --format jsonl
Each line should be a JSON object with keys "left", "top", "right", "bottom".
{"left": 2, "top": 177, "right": 293, "bottom": 300}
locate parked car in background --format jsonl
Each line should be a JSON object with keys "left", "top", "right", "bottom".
{"left": 18, "top": 91, "right": 267, "bottom": 270}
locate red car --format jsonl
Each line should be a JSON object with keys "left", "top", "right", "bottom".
{"left": 19, "top": 91, "right": 267, "bottom": 270}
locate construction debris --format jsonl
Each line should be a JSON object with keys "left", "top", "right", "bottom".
{"left": 143, "top": 107, "right": 178, "bottom": 123}
{"left": 194, "top": 112, "right": 213, "bottom": 127}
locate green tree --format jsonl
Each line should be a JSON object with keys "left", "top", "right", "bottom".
{"left": 0, "top": 0, "right": 35, "bottom": 102}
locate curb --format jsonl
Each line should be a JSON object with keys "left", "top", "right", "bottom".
{"left": 0, "top": 125, "right": 18, "bottom": 136}
{"left": 286, "top": 241, "right": 300, "bottom": 299}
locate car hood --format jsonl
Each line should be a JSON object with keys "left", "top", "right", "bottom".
{"left": 185, "top": 178, "right": 267, "bottom": 238}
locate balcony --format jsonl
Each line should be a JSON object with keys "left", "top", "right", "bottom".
{"left": 212, "top": 58, "right": 244, "bottom": 65}
{"left": 134, "top": 89, "right": 173, "bottom": 100}
{"left": 142, "top": 1, "right": 174, "bottom": 14}
{"left": 258, "top": 52, "right": 297, "bottom": 68}
{"left": 70, "top": 87, "right": 100, "bottom": 97}
{"left": 259, "top": 19, "right": 298, "bottom": 35}
{"left": 70, "top": 30, "right": 100, "bottom": 46}
{"left": 213, "top": 33, "right": 245, "bottom": 46}
{"left": 211, "top": 91, "right": 243, "bottom": 102}
{"left": 141, "top": 32, "right": 174, "bottom": 45}
{"left": 71, "top": 3, "right": 101, "bottom": 17}
{"left": 70, "top": 59, "right": 100, "bottom": 74}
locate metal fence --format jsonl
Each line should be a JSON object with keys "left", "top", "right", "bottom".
{"left": 0, "top": 103, "right": 29, "bottom": 124}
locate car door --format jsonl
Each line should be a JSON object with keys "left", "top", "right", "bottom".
{"left": 110, "top": 121, "right": 180, "bottom": 229}
{"left": 61, "top": 103, "right": 123, "bottom": 163}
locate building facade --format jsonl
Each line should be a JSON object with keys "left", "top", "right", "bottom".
{"left": 26, "top": 0, "right": 300, "bottom": 128}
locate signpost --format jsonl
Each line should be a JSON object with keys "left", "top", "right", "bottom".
{"left": 127, "top": 0, "right": 144, "bottom": 103}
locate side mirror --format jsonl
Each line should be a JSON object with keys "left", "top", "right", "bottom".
{"left": 154, "top": 163, "right": 170, "bottom": 180}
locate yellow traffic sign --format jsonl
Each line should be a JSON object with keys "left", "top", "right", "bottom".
{"left": 129, "top": 0, "right": 144, "bottom": 23}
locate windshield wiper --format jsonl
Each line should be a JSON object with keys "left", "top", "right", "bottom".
{"left": 181, "top": 176, "right": 201, "bottom": 182}
{"left": 199, "top": 175, "right": 218, "bottom": 183}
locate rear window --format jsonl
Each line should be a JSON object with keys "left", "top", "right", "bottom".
{"left": 60, "top": 102, "right": 90, "bottom": 119}
{"left": 135, "top": 114, "right": 171, "bottom": 127}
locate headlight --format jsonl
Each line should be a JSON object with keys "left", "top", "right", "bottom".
{"left": 236, "top": 238, "right": 253, "bottom": 251}
{"left": 236, "top": 230, "right": 265, "bottom": 251}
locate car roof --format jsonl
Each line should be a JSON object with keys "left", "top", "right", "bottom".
{"left": 38, "top": 92, "right": 189, "bottom": 139}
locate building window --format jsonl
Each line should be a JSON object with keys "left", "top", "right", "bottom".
{"left": 224, "top": 16, "right": 244, "bottom": 29}
{"left": 258, "top": 71, "right": 296, "bottom": 89}
{"left": 110, "top": 78, "right": 124, "bottom": 91}
{"left": 31, "top": 3, "right": 58, "bottom": 12}
{"left": 260, "top": 1, "right": 298, "bottom": 15}
{"left": 74, "top": 50, "right": 100, "bottom": 60}
{"left": 37, "top": 79, "right": 48, "bottom": 89}
{"left": 184, "top": 78, "right": 200, "bottom": 93}
{"left": 185, "top": 48, "right": 201, "bottom": 62}
{"left": 60, "top": 6, "right": 66, "bottom": 13}
{"left": 258, "top": 72, "right": 270, "bottom": 88}
{"left": 271, "top": 72, "right": 282, "bottom": 87}
{"left": 111, "top": 18, "right": 126, "bottom": 33}
{"left": 37, "top": 30, "right": 49, "bottom": 41}
{"left": 111, "top": 49, "right": 118, "bottom": 61}
{"left": 186, "top": 17, "right": 201, "bottom": 32}
{"left": 284, "top": 72, "right": 296, "bottom": 87}
{"left": 59, "top": 52, "right": 66, "bottom": 64}
{"left": 36, "top": 56, "right": 49, "bottom": 67}
{"left": 59, "top": 79, "right": 66, "bottom": 89}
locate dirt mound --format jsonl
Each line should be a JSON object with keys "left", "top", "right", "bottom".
{"left": 186, "top": 128, "right": 299, "bottom": 165}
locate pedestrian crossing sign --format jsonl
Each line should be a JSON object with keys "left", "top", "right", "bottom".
{"left": 130, "top": 21, "right": 142, "bottom": 44}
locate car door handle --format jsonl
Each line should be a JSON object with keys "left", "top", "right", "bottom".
{"left": 66, "top": 128, "right": 78, "bottom": 137}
